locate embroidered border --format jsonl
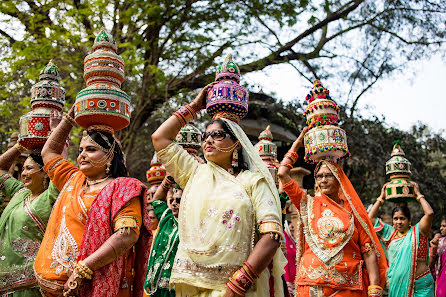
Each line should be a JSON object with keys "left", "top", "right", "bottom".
{"left": 0, "top": 173, "right": 11, "bottom": 190}
{"left": 24, "top": 196, "right": 46, "bottom": 233}
{"left": 407, "top": 226, "right": 417, "bottom": 297}
{"left": 299, "top": 263, "right": 361, "bottom": 287}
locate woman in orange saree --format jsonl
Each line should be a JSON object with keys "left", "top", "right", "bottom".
{"left": 277, "top": 127, "right": 387, "bottom": 297}
{"left": 33, "top": 109, "right": 150, "bottom": 297}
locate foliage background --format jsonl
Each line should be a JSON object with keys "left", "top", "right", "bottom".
{"left": 0, "top": 0, "right": 445, "bottom": 228}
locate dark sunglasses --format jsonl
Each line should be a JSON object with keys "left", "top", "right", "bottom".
{"left": 169, "top": 197, "right": 181, "bottom": 204}
{"left": 202, "top": 130, "right": 228, "bottom": 141}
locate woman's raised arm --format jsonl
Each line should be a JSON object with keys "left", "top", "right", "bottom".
{"left": 415, "top": 184, "right": 434, "bottom": 237}
{"left": 152, "top": 83, "right": 215, "bottom": 152}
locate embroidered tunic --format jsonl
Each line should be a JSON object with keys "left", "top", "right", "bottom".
{"left": 0, "top": 173, "right": 59, "bottom": 296}
{"left": 157, "top": 143, "right": 284, "bottom": 297}
{"left": 283, "top": 178, "right": 373, "bottom": 293}
{"left": 144, "top": 200, "right": 179, "bottom": 297}
{"left": 33, "top": 156, "right": 142, "bottom": 297}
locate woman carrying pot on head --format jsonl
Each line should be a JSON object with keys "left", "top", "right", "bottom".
{"left": 0, "top": 115, "right": 63, "bottom": 297}
{"left": 151, "top": 83, "right": 286, "bottom": 297}
{"left": 277, "top": 128, "right": 387, "bottom": 297}
{"left": 368, "top": 185, "right": 435, "bottom": 297}
{"left": 33, "top": 107, "right": 149, "bottom": 297}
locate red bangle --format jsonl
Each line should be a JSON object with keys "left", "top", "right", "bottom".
{"left": 280, "top": 161, "right": 293, "bottom": 169}
{"left": 160, "top": 183, "right": 170, "bottom": 191}
{"left": 172, "top": 112, "right": 186, "bottom": 126}
{"left": 226, "top": 279, "right": 245, "bottom": 296}
{"left": 284, "top": 150, "right": 298, "bottom": 164}
{"left": 185, "top": 104, "right": 198, "bottom": 119}
{"left": 243, "top": 261, "right": 259, "bottom": 279}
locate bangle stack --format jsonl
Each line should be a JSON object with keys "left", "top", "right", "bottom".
{"left": 63, "top": 261, "right": 92, "bottom": 297}
{"left": 172, "top": 104, "right": 197, "bottom": 126}
{"left": 376, "top": 198, "right": 385, "bottom": 206}
{"left": 63, "top": 113, "right": 78, "bottom": 127}
{"left": 160, "top": 176, "right": 175, "bottom": 191}
{"left": 14, "top": 143, "right": 27, "bottom": 154}
{"left": 280, "top": 150, "right": 298, "bottom": 169}
{"left": 74, "top": 261, "right": 93, "bottom": 280}
{"left": 226, "top": 262, "right": 259, "bottom": 296}
{"left": 368, "top": 285, "right": 383, "bottom": 297}
{"left": 284, "top": 150, "right": 298, "bottom": 164}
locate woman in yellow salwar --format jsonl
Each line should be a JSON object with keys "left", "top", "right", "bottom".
{"left": 33, "top": 108, "right": 150, "bottom": 297}
{"left": 152, "top": 83, "right": 286, "bottom": 297}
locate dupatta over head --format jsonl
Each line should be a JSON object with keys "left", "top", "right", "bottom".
{"left": 219, "top": 118, "right": 287, "bottom": 295}
{"left": 314, "top": 161, "right": 388, "bottom": 288}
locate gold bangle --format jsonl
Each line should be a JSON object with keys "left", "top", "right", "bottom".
{"left": 14, "top": 143, "right": 27, "bottom": 153}
{"left": 63, "top": 113, "right": 78, "bottom": 127}
{"left": 74, "top": 261, "right": 93, "bottom": 280}
{"left": 376, "top": 198, "right": 384, "bottom": 205}
{"left": 416, "top": 195, "right": 425, "bottom": 202}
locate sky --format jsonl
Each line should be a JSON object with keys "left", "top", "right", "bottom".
{"left": 245, "top": 54, "right": 446, "bottom": 137}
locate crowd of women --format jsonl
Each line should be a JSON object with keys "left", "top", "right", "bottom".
{"left": 0, "top": 82, "right": 444, "bottom": 297}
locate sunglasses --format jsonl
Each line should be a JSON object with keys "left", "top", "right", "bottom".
{"left": 202, "top": 130, "right": 228, "bottom": 141}
{"left": 169, "top": 197, "right": 181, "bottom": 204}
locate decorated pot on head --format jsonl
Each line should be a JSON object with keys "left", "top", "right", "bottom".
{"left": 173, "top": 124, "right": 202, "bottom": 155}
{"left": 303, "top": 80, "right": 350, "bottom": 163}
{"left": 18, "top": 60, "right": 65, "bottom": 149}
{"left": 206, "top": 54, "right": 248, "bottom": 124}
{"left": 254, "top": 125, "right": 279, "bottom": 186}
{"left": 74, "top": 29, "right": 130, "bottom": 132}
{"left": 146, "top": 153, "right": 167, "bottom": 201}
{"left": 384, "top": 141, "right": 416, "bottom": 202}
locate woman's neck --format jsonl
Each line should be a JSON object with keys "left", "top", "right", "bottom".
{"left": 29, "top": 187, "right": 45, "bottom": 200}
{"left": 86, "top": 172, "right": 109, "bottom": 182}
{"left": 327, "top": 192, "right": 342, "bottom": 204}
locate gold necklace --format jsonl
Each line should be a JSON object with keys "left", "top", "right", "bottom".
{"left": 397, "top": 229, "right": 409, "bottom": 238}
{"left": 86, "top": 176, "right": 109, "bottom": 186}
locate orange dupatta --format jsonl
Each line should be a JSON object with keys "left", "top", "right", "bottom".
{"left": 317, "top": 161, "right": 388, "bottom": 288}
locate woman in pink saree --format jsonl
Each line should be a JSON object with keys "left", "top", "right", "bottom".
{"left": 430, "top": 218, "right": 446, "bottom": 297}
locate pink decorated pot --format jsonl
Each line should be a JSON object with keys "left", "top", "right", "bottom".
{"left": 206, "top": 54, "right": 248, "bottom": 123}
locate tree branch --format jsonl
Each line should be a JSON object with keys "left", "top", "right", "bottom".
{"left": 239, "top": 0, "right": 365, "bottom": 73}
{"left": 0, "top": 28, "right": 16, "bottom": 44}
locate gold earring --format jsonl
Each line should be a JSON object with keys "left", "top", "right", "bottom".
{"left": 232, "top": 150, "right": 239, "bottom": 168}
{"left": 105, "top": 161, "right": 111, "bottom": 175}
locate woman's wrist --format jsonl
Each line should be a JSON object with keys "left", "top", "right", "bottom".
{"left": 416, "top": 195, "right": 425, "bottom": 202}
{"left": 368, "top": 285, "right": 383, "bottom": 297}
{"left": 376, "top": 197, "right": 385, "bottom": 206}
{"left": 62, "top": 112, "right": 78, "bottom": 127}
{"left": 284, "top": 150, "right": 298, "bottom": 164}
{"left": 226, "top": 262, "right": 259, "bottom": 296}
{"left": 172, "top": 104, "right": 197, "bottom": 126}
{"left": 14, "top": 143, "right": 28, "bottom": 154}
{"left": 160, "top": 176, "right": 175, "bottom": 191}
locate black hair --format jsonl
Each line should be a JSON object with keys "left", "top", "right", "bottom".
{"left": 392, "top": 205, "right": 411, "bottom": 221}
{"left": 29, "top": 153, "right": 44, "bottom": 168}
{"left": 205, "top": 119, "right": 249, "bottom": 172}
{"left": 85, "top": 130, "right": 128, "bottom": 178}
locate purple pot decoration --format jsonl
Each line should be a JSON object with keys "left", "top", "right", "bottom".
{"left": 206, "top": 54, "right": 248, "bottom": 123}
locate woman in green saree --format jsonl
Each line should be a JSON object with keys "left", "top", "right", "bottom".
{"left": 0, "top": 135, "right": 63, "bottom": 296}
{"left": 368, "top": 185, "right": 435, "bottom": 297}
{"left": 144, "top": 177, "right": 181, "bottom": 297}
